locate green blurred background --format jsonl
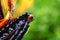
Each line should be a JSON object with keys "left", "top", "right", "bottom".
{"left": 22, "top": 0, "right": 60, "bottom": 40}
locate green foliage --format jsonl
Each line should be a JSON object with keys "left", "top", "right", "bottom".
{"left": 22, "top": 0, "right": 60, "bottom": 40}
